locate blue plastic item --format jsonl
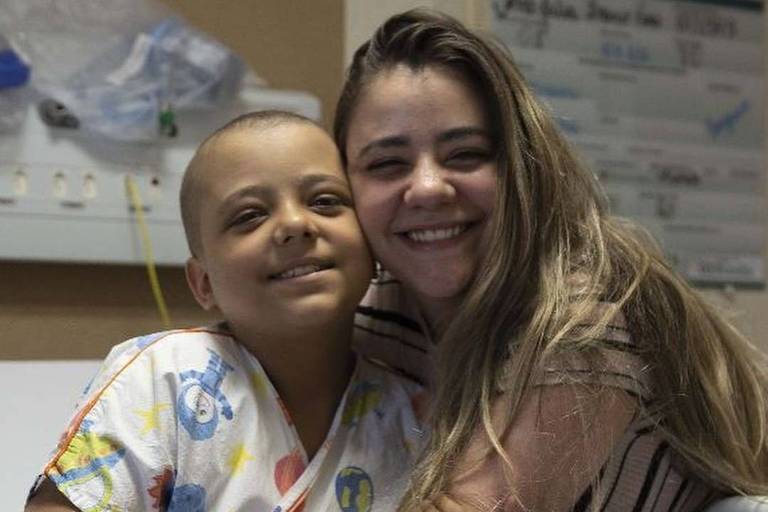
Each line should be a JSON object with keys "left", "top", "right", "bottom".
{"left": 0, "top": 49, "right": 30, "bottom": 89}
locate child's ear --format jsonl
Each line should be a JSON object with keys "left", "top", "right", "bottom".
{"left": 185, "top": 256, "right": 216, "bottom": 311}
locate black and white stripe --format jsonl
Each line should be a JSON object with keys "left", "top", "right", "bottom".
{"left": 353, "top": 278, "right": 723, "bottom": 511}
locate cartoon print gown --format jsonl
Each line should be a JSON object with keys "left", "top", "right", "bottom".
{"left": 37, "top": 328, "right": 424, "bottom": 512}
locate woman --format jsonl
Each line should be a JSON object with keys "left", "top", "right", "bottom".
{"left": 336, "top": 9, "right": 768, "bottom": 511}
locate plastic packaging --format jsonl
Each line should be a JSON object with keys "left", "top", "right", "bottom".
{"left": 1, "top": 0, "right": 246, "bottom": 141}
{"left": 0, "top": 37, "right": 31, "bottom": 132}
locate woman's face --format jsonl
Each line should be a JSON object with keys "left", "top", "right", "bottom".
{"left": 344, "top": 64, "right": 497, "bottom": 324}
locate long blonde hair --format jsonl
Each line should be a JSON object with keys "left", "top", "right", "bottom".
{"left": 334, "top": 9, "right": 768, "bottom": 508}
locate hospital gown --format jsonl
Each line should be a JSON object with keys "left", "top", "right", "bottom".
{"left": 35, "top": 327, "right": 424, "bottom": 512}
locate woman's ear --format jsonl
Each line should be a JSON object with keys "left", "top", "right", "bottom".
{"left": 185, "top": 256, "right": 216, "bottom": 310}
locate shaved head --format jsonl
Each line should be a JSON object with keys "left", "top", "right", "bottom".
{"left": 180, "top": 110, "right": 319, "bottom": 257}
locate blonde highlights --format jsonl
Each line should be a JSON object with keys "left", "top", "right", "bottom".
{"left": 335, "top": 9, "right": 768, "bottom": 510}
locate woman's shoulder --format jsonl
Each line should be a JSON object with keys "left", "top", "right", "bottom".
{"left": 594, "top": 414, "right": 726, "bottom": 511}
{"left": 499, "top": 301, "right": 652, "bottom": 399}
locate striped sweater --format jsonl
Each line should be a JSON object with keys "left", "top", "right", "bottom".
{"left": 352, "top": 273, "right": 724, "bottom": 511}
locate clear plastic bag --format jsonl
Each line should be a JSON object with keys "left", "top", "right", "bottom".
{"left": 0, "top": 0, "right": 246, "bottom": 141}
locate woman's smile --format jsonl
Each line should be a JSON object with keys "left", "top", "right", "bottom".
{"left": 345, "top": 64, "right": 497, "bottom": 321}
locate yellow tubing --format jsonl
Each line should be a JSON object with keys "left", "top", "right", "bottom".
{"left": 125, "top": 174, "right": 172, "bottom": 329}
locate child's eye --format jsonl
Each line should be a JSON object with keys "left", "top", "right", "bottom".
{"left": 311, "top": 194, "right": 345, "bottom": 212}
{"left": 230, "top": 208, "right": 267, "bottom": 228}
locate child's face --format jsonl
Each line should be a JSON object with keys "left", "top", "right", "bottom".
{"left": 186, "top": 122, "right": 372, "bottom": 336}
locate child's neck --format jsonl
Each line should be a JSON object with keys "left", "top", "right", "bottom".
{"left": 233, "top": 320, "right": 356, "bottom": 460}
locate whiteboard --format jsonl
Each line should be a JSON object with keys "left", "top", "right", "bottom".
{"left": 490, "top": 0, "right": 766, "bottom": 287}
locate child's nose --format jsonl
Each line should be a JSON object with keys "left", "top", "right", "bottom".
{"left": 272, "top": 206, "right": 318, "bottom": 245}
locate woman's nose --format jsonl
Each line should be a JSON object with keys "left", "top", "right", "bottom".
{"left": 272, "top": 205, "right": 318, "bottom": 245}
{"left": 403, "top": 157, "right": 456, "bottom": 208}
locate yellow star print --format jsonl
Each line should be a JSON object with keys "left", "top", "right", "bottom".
{"left": 134, "top": 403, "right": 171, "bottom": 435}
{"left": 228, "top": 442, "right": 255, "bottom": 475}
{"left": 250, "top": 371, "right": 267, "bottom": 398}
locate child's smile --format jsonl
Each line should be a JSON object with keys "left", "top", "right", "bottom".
{"left": 269, "top": 258, "right": 334, "bottom": 281}
{"left": 186, "top": 122, "right": 373, "bottom": 339}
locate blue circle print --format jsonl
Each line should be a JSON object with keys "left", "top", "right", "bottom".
{"left": 168, "top": 483, "right": 206, "bottom": 512}
{"left": 335, "top": 466, "right": 373, "bottom": 512}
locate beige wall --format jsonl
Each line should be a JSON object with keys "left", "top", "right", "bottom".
{"left": 345, "top": 0, "right": 488, "bottom": 64}
{"left": 159, "top": 0, "right": 344, "bottom": 130}
{"left": 0, "top": 263, "right": 215, "bottom": 359}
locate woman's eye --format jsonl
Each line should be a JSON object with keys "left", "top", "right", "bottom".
{"left": 230, "top": 208, "right": 267, "bottom": 227}
{"left": 447, "top": 149, "right": 490, "bottom": 167}
{"left": 366, "top": 158, "right": 407, "bottom": 173}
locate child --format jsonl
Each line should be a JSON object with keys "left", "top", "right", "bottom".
{"left": 26, "top": 111, "right": 424, "bottom": 512}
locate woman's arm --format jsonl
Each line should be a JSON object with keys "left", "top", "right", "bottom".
{"left": 25, "top": 478, "right": 80, "bottom": 512}
{"left": 425, "top": 384, "right": 637, "bottom": 511}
